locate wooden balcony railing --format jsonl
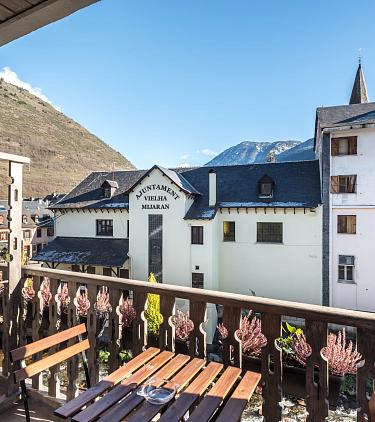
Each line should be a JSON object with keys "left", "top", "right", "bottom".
{"left": 1, "top": 265, "right": 375, "bottom": 422}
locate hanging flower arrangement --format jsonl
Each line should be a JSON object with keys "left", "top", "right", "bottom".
{"left": 74, "top": 287, "right": 90, "bottom": 317}
{"left": 22, "top": 276, "right": 35, "bottom": 303}
{"left": 118, "top": 297, "right": 136, "bottom": 328}
{"left": 94, "top": 286, "right": 112, "bottom": 318}
{"left": 56, "top": 282, "right": 70, "bottom": 314}
{"left": 39, "top": 277, "right": 52, "bottom": 309}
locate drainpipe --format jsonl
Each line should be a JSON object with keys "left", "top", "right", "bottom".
{"left": 208, "top": 170, "right": 216, "bottom": 207}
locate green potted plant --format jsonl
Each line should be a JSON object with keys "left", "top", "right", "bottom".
{"left": 144, "top": 273, "right": 163, "bottom": 347}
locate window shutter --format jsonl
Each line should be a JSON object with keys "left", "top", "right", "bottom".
{"left": 348, "top": 137, "right": 357, "bottom": 155}
{"left": 331, "top": 176, "right": 339, "bottom": 193}
{"left": 347, "top": 215, "right": 356, "bottom": 234}
{"left": 331, "top": 139, "right": 339, "bottom": 156}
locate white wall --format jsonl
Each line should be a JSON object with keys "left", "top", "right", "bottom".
{"left": 217, "top": 207, "right": 323, "bottom": 304}
{"left": 55, "top": 210, "right": 129, "bottom": 239}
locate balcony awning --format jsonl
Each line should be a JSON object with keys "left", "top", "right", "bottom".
{"left": 32, "top": 236, "right": 129, "bottom": 267}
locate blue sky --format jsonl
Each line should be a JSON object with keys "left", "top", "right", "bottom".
{"left": 2, "top": 0, "right": 375, "bottom": 169}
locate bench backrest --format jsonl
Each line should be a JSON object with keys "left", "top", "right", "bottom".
{"left": 10, "top": 323, "right": 89, "bottom": 384}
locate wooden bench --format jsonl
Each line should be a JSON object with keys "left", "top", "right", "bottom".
{"left": 10, "top": 323, "right": 91, "bottom": 422}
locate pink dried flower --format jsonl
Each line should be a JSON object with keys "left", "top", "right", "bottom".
{"left": 217, "top": 323, "right": 228, "bottom": 340}
{"left": 119, "top": 297, "right": 136, "bottom": 327}
{"left": 293, "top": 329, "right": 362, "bottom": 376}
{"left": 57, "top": 283, "right": 70, "bottom": 313}
{"left": 235, "top": 312, "right": 267, "bottom": 357}
{"left": 94, "top": 287, "right": 112, "bottom": 317}
{"left": 171, "top": 311, "right": 194, "bottom": 342}
{"left": 40, "top": 277, "right": 52, "bottom": 308}
{"left": 76, "top": 287, "right": 90, "bottom": 317}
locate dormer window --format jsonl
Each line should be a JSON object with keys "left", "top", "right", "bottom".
{"left": 258, "top": 175, "right": 274, "bottom": 198}
{"left": 101, "top": 180, "right": 118, "bottom": 199}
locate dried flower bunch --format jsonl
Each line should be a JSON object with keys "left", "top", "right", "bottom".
{"left": 57, "top": 282, "right": 70, "bottom": 313}
{"left": 22, "top": 277, "right": 35, "bottom": 303}
{"left": 293, "top": 329, "right": 362, "bottom": 376}
{"left": 119, "top": 297, "right": 136, "bottom": 328}
{"left": 94, "top": 286, "right": 112, "bottom": 317}
{"left": 171, "top": 310, "right": 194, "bottom": 342}
{"left": 76, "top": 287, "right": 90, "bottom": 317}
{"left": 40, "top": 277, "right": 52, "bottom": 309}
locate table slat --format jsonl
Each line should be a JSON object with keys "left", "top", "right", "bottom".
{"left": 55, "top": 347, "right": 160, "bottom": 418}
{"left": 215, "top": 371, "right": 261, "bottom": 422}
{"left": 158, "top": 362, "right": 223, "bottom": 422}
{"left": 186, "top": 366, "right": 241, "bottom": 422}
{"left": 99, "top": 354, "right": 190, "bottom": 422}
{"left": 72, "top": 351, "right": 174, "bottom": 422}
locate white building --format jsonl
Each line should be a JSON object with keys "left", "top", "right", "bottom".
{"left": 315, "top": 62, "right": 375, "bottom": 312}
{"left": 34, "top": 161, "right": 323, "bottom": 316}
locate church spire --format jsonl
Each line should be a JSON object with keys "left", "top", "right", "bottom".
{"left": 349, "top": 59, "right": 369, "bottom": 104}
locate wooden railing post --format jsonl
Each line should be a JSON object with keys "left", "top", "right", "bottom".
{"left": 48, "top": 278, "right": 59, "bottom": 398}
{"left": 305, "top": 320, "right": 328, "bottom": 421}
{"left": 132, "top": 291, "right": 147, "bottom": 356}
{"left": 31, "top": 276, "right": 42, "bottom": 390}
{"left": 189, "top": 300, "right": 207, "bottom": 359}
{"left": 159, "top": 295, "right": 175, "bottom": 351}
{"left": 261, "top": 313, "right": 282, "bottom": 421}
{"left": 357, "top": 327, "right": 375, "bottom": 422}
{"left": 66, "top": 280, "right": 79, "bottom": 400}
{"left": 108, "top": 287, "right": 122, "bottom": 374}
{"left": 222, "top": 306, "right": 241, "bottom": 367}
{"left": 86, "top": 283, "right": 99, "bottom": 386}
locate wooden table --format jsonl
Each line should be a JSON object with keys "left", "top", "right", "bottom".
{"left": 55, "top": 347, "right": 261, "bottom": 422}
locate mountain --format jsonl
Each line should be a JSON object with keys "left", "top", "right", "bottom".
{"left": 0, "top": 79, "right": 134, "bottom": 198}
{"left": 205, "top": 139, "right": 315, "bottom": 166}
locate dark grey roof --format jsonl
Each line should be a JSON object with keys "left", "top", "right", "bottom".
{"left": 317, "top": 102, "right": 375, "bottom": 129}
{"left": 32, "top": 237, "right": 129, "bottom": 266}
{"left": 52, "top": 170, "right": 147, "bottom": 209}
{"left": 350, "top": 63, "right": 369, "bottom": 105}
{"left": 180, "top": 160, "right": 321, "bottom": 219}
{"left": 51, "top": 161, "right": 321, "bottom": 219}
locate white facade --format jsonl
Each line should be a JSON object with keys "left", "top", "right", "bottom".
{"left": 329, "top": 129, "right": 375, "bottom": 311}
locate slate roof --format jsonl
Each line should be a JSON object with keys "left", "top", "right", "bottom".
{"left": 32, "top": 237, "right": 129, "bottom": 266}
{"left": 316, "top": 102, "right": 375, "bottom": 129}
{"left": 50, "top": 160, "right": 321, "bottom": 220}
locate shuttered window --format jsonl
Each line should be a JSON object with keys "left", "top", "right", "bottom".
{"left": 337, "top": 215, "right": 356, "bottom": 234}
{"left": 223, "top": 221, "right": 235, "bottom": 241}
{"left": 331, "top": 137, "right": 357, "bottom": 156}
{"left": 191, "top": 226, "right": 203, "bottom": 245}
{"left": 331, "top": 175, "right": 357, "bottom": 193}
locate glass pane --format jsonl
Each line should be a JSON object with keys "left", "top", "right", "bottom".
{"left": 346, "top": 266, "right": 354, "bottom": 281}
{"left": 339, "top": 139, "right": 349, "bottom": 155}
{"left": 338, "top": 265, "right": 345, "bottom": 280}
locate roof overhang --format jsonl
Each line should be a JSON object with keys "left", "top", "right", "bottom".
{"left": 0, "top": 0, "right": 99, "bottom": 47}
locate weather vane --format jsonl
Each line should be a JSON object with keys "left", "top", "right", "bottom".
{"left": 358, "top": 48, "right": 362, "bottom": 65}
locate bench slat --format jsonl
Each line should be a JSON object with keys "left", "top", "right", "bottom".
{"left": 72, "top": 351, "right": 174, "bottom": 422}
{"left": 126, "top": 358, "right": 206, "bottom": 422}
{"left": 186, "top": 366, "right": 241, "bottom": 422}
{"left": 11, "top": 323, "right": 87, "bottom": 362}
{"left": 14, "top": 339, "right": 90, "bottom": 383}
{"left": 215, "top": 371, "right": 261, "bottom": 422}
{"left": 158, "top": 362, "right": 223, "bottom": 422}
{"left": 54, "top": 347, "right": 160, "bottom": 419}
{"left": 99, "top": 354, "right": 191, "bottom": 422}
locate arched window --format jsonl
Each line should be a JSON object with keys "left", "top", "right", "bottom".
{"left": 258, "top": 175, "right": 274, "bottom": 198}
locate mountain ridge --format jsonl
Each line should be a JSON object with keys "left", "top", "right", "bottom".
{"left": 0, "top": 79, "right": 134, "bottom": 198}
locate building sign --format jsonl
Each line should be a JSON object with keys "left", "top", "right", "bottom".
{"left": 136, "top": 184, "right": 180, "bottom": 210}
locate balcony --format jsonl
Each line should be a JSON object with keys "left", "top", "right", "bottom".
{"left": 0, "top": 265, "right": 374, "bottom": 421}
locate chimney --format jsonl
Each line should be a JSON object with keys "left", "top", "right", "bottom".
{"left": 208, "top": 170, "right": 216, "bottom": 207}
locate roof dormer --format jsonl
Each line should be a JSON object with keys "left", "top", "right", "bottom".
{"left": 258, "top": 175, "right": 274, "bottom": 198}
{"left": 102, "top": 180, "right": 118, "bottom": 199}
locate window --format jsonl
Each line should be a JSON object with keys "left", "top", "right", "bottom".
{"left": 127, "top": 220, "right": 130, "bottom": 238}
{"left": 331, "top": 137, "right": 357, "bottom": 156}
{"left": 0, "top": 231, "right": 8, "bottom": 241}
{"left": 22, "top": 215, "right": 27, "bottom": 224}
{"left": 258, "top": 175, "right": 274, "bottom": 198}
{"left": 338, "top": 255, "right": 355, "bottom": 283}
{"left": 192, "top": 273, "right": 204, "bottom": 289}
{"left": 191, "top": 226, "right": 203, "bottom": 245}
{"left": 36, "top": 244, "right": 42, "bottom": 253}
{"left": 23, "top": 230, "right": 31, "bottom": 239}
{"left": 223, "top": 221, "right": 235, "bottom": 241}
{"left": 36, "top": 228, "right": 42, "bottom": 238}
{"left": 31, "top": 214, "right": 39, "bottom": 223}
{"left": 331, "top": 175, "right": 357, "bottom": 194}
{"left": 47, "top": 227, "right": 54, "bottom": 237}
{"left": 257, "top": 222, "right": 283, "bottom": 243}
{"left": 96, "top": 219, "right": 113, "bottom": 236}
{"left": 337, "top": 215, "right": 356, "bottom": 234}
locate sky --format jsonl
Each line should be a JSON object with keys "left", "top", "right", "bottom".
{"left": 1, "top": 0, "right": 375, "bottom": 169}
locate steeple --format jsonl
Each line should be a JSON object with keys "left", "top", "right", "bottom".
{"left": 349, "top": 60, "right": 369, "bottom": 104}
